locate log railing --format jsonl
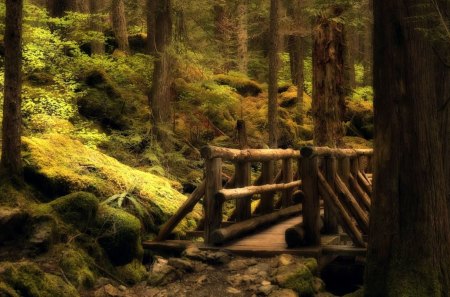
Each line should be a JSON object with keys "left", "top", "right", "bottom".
{"left": 155, "top": 145, "right": 374, "bottom": 249}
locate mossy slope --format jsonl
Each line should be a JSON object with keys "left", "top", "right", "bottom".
{"left": 22, "top": 134, "right": 201, "bottom": 236}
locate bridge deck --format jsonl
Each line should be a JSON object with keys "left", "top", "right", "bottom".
{"left": 144, "top": 215, "right": 366, "bottom": 259}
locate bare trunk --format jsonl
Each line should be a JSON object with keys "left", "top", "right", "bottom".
{"left": 363, "top": 0, "right": 373, "bottom": 86}
{"left": 365, "top": 0, "right": 450, "bottom": 295}
{"left": 1, "top": 0, "right": 24, "bottom": 179}
{"left": 146, "top": 0, "right": 156, "bottom": 54}
{"left": 149, "top": 0, "right": 173, "bottom": 137}
{"left": 111, "top": 0, "right": 130, "bottom": 53}
{"left": 214, "top": 2, "right": 233, "bottom": 72}
{"left": 236, "top": 1, "right": 248, "bottom": 75}
{"left": 89, "top": 0, "right": 105, "bottom": 55}
{"left": 268, "top": 0, "right": 279, "bottom": 148}
{"left": 312, "top": 16, "right": 346, "bottom": 147}
{"left": 288, "top": 35, "right": 305, "bottom": 125}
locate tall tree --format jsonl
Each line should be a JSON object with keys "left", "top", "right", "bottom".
{"left": 111, "top": 0, "right": 130, "bottom": 53}
{"left": 268, "top": 0, "right": 279, "bottom": 148}
{"left": 1, "top": 0, "right": 24, "bottom": 179}
{"left": 311, "top": 7, "right": 346, "bottom": 147}
{"left": 362, "top": 0, "right": 373, "bottom": 86}
{"left": 214, "top": 1, "right": 233, "bottom": 72}
{"left": 236, "top": 0, "right": 249, "bottom": 74}
{"left": 149, "top": 0, "right": 173, "bottom": 138}
{"left": 365, "top": 0, "right": 450, "bottom": 295}
{"left": 89, "top": 0, "right": 106, "bottom": 55}
{"left": 146, "top": 0, "right": 156, "bottom": 54}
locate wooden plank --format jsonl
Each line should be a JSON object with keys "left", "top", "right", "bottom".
{"left": 301, "top": 156, "right": 321, "bottom": 246}
{"left": 155, "top": 180, "right": 206, "bottom": 241}
{"left": 201, "top": 146, "right": 300, "bottom": 162}
{"left": 323, "top": 156, "right": 339, "bottom": 234}
{"left": 217, "top": 181, "right": 302, "bottom": 201}
{"left": 259, "top": 161, "right": 275, "bottom": 214}
{"left": 204, "top": 158, "right": 223, "bottom": 244}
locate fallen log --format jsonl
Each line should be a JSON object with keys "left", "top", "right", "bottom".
{"left": 211, "top": 204, "right": 302, "bottom": 245}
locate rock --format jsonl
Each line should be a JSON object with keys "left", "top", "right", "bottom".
{"left": 316, "top": 293, "right": 336, "bottom": 297}
{"left": 258, "top": 284, "right": 276, "bottom": 296}
{"left": 0, "top": 208, "right": 29, "bottom": 243}
{"left": 94, "top": 284, "right": 122, "bottom": 297}
{"left": 227, "top": 258, "right": 257, "bottom": 271}
{"left": 168, "top": 258, "right": 194, "bottom": 272}
{"left": 182, "top": 246, "right": 206, "bottom": 262}
{"left": 261, "top": 280, "right": 272, "bottom": 286}
{"left": 246, "top": 263, "right": 270, "bottom": 275}
{"left": 118, "top": 285, "right": 127, "bottom": 291}
{"left": 206, "top": 251, "right": 232, "bottom": 265}
{"left": 95, "top": 205, "right": 143, "bottom": 266}
{"left": 147, "top": 258, "right": 181, "bottom": 286}
{"left": 269, "top": 289, "right": 299, "bottom": 297}
{"left": 312, "top": 277, "right": 325, "bottom": 293}
{"left": 27, "top": 218, "right": 56, "bottom": 254}
{"left": 59, "top": 247, "right": 96, "bottom": 289}
{"left": 115, "top": 259, "right": 148, "bottom": 285}
{"left": 0, "top": 261, "right": 79, "bottom": 297}
{"left": 49, "top": 192, "right": 99, "bottom": 230}
{"left": 95, "top": 277, "right": 112, "bottom": 288}
{"left": 196, "top": 275, "right": 207, "bottom": 284}
{"left": 226, "top": 287, "right": 242, "bottom": 294}
{"left": 273, "top": 263, "right": 314, "bottom": 296}
{"left": 278, "top": 254, "right": 295, "bottom": 267}
{"left": 343, "top": 288, "right": 364, "bottom": 297}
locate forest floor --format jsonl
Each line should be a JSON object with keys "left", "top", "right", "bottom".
{"left": 81, "top": 247, "right": 336, "bottom": 297}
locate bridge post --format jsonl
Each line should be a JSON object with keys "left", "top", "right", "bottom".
{"left": 301, "top": 155, "right": 321, "bottom": 246}
{"left": 281, "top": 158, "right": 294, "bottom": 208}
{"left": 235, "top": 161, "right": 251, "bottom": 221}
{"left": 259, "top": 161, "right": 275, "bottom": 214}
{"left": 204, "top": 157, "right": 223, "bottom": 245}
{"left": 323, "top": 155, "right": 339, "bottom": 234}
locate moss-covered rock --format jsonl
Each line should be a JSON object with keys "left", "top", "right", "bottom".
{"left": 274, "top": 263, "right": 315, "bottom": 297}
{"left": 115, "top": 259, "right": 148, "bottom": 285}
{"left": 0, "top": 208, "right": 29, "bottom": 244}
{"left": 214, "top": 73, "right": 263, "bottom": 97}
{"left": 22, "top": 134, "right": 201, "bottom": 236}
{"left": 95, "top": 205, "right": 143, "bottom": 266}
{"left": 49, "top": 192, "right": 99, "bottom": 231}
{"left": 0, "top": 262, "right": 79, "bottom": 297}
{"left": 59, "top": 247, "right": 96, "bottom": 289}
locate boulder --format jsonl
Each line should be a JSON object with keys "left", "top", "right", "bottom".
{"left": 0, "top": 262, "right": 79, "bottom": 297}
{"left": 115, "top": 259, "right": 148, "bottom": 285}
{"left": 273, "top": 263, "right": 315, "bottom": 297}
{"left": 95, "top": 205, "right": 143, "bottom": 266}
{"left": 59, "top": 248, "right": 96, "bottom": 289}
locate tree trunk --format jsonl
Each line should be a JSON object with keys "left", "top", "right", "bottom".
{"left": 46, "top": 0, "right": 70, "bottom": 17}
{"left": 111, "top": 0, "right": 130, "bottom": 53}
{"left": 1, "top": 0, "right": 24, "bottom": 180}
{"left": 365, "top": 0, "right": 450, "bottom": 295}
{"left": 236, "top": 0, "right": 248, "bottom": 75}
{"left": 362, "top": 0, "right": 373, "bottom": 86}
{"left": 345, "top": 29, "right": 356, "bottom": 90}
{"left": 312, "top": 16, "right": 346, "bottom": 147}
{"left": 288, "top": 35, "right": 305, "bottom": 125}
{"left": 89, "top": 0, "right": 105, "bottom": 55}
{"left": 214, "top": 2, "right": 233, "bottom": 72}
{"left": 146, "top": 0, "right": 156, "bottom": 54}
{"left": 268, "top": 0, "right": 279, "bottom": 148}
{"left": 149, "top": 0, "right": 173, "bottom": 137}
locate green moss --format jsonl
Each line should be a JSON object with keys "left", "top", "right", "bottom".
{"left": 276, "top": 264, "right": 315, "bottom": 297}
{"left": 58, "top": 247, "right": 95, "bottom": 289}
{"left": 0, "top": 262, "right": 79, "bottom": 297}
{"left": 0, "top": 282, "right": 20, "bottom": 297}
{"left": 95, "top": 205, "right": 143, "bottom": 266}
{"left": 49, "top": 192, "right": 99, "bottom": 230}
{"left": 214, "top": 73, "right": 263, "bottom": 96}
{"left": 22, "top": 134, "right": 201, "bottom": 236}
{"left": 302, "top": 258, "right": 318, "bottom": 275}
{"left": 115, "top": 259, "right": 148, "bottom": 285}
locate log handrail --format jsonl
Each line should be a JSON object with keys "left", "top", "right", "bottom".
{"left": 301, "top": 146, "right": 373, "bottom": 158}
{"left": 201, "top": 145, "right": 301, "bottom": 161}
{"left": 216, "top": 181, "right": 302, "bottom": 201}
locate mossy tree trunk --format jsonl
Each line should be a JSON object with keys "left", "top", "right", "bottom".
{"left": 312, "top": 14, "right": 346, "bottom": 147}
{"left": 236, "top": 0, "right": 249, "bottom": 75}
{"left": 365, "top": 0, "right": 450, "bottom": 295}
{"left": 268, "top": 0, "right": 280, "bottom": 148}
{"left": 111, "top": 0, "right": 130, "bottom": 53}
{"left": 89, "top": 0, "right": 106, "bottom": 55}
{"left": 1, "top": 0, "right": 24, "bottom": 180}
{"left": 149, "top": 0, "right": 173, "bottom": 139}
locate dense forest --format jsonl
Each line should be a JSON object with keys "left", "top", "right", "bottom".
{"left": 0, "top": 0, "right": 448, "bottom": 297}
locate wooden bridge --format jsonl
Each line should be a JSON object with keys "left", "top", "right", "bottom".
{"left": 144, "top": 145, "right": 373, "bottom": 260}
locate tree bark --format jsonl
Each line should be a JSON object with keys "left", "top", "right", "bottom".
{"left": 268, "top": 0, "right": 279, "bottom": 148}
{"left": 1, "top": 0, "right": 24, "bottom": 179}
{"left": 365, "top": 0, "right": 450, "bottom": 295}
{"left": 236, "top": 0, "right": 248, "bottom": 74}
{"left": 89, "top": 0, "right": 106, "bottom": 55}
{"left": 146, "top": 0, "right": 156, "bottom": 54}
{"left": 288, "top": 35, "right": 305, "bottom": 125}
{"left": 312, "top": 15, "right": 346, "bottom": 147}
{"left": 214, "top": 2, "right": 233, "bottom": 72}
{"left": 111, "top": 0, "right": 130, "bottom": 53}
{"left": 362, "top": 0, "right": 373, "bottom": 86}
{"left": 149, "top": 0, "right": 173, "bottom": 137}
